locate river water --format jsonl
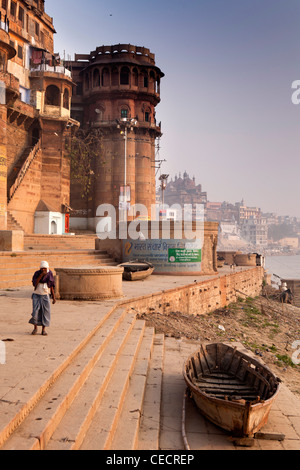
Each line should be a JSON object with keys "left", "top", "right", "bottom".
{"left": 265, "top": 255, "right": 300, "bottom": 283}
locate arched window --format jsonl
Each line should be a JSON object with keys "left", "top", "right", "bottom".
{"left": 93, "top": 68, "right": 100, "bottom": 88}
{"left": 144, "top": 107, "right": 151, "bottom": 122}
{"left": 132, "top": 68, "right": 138, "bottom": 87}
{"left": 51, "top": 220, "right": 57, "bottom": 235}
{"left": 156, "top": 77, "right": 160, "bottom": 94}
{"left": 85, "top": 73, "right": 90, "bottom": 90}
{"left": 63, "top": 89, "right": 69, "bottom": 109}
{"left": 149, "top": 71, "right": 155, "bottom": 92}
{"left": 121, "top": 107, "right": 128, "bottom": 119}
{"left": 140, "top": 69, "right": 148, "bottom": 88}
{"left": 95, "top": 106, "right": 104, "bottom": 121}
{"left": 120, "top": 66, "right": 130, "bottom": 85}
{"left": 112, "top": 67, "right": 119, "bottom": 86}
{"left": 45, "top": 85, "right": 60, "bottom": 106}
{"left": 102, "top": 68, "right": 110, "bottom": 87}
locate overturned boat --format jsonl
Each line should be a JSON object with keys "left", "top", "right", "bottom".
{"left": 183, "top": 343, "right": 281, "bottom": 437}
{"left": 118, "top": 260, "right": 154, "bottom": 281}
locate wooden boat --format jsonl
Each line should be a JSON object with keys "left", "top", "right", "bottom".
{"left": 118, "top": 261, "right": 154, "bottom": 281}
{"left": 183, "top": 343, "right": 281, "bottom": 437}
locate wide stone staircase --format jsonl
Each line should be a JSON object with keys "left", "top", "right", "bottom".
{"left": 0, "top": 234, "right": 117, "bottom": 290}
{"left": 0, "top": 305, "right": 164, "bottom": 451}
{"left": 0, "top": 249, "right": 116, "bottom": 290}
{"left": 24, "top": 234, "right": 97, "bottom": 251}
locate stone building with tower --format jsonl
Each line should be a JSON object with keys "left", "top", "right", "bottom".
{"left": 0, "top": 0, "right": 76, "bottom": 239}
{"left": 161, "top": 172, "right": 207, "bottom": 219}
{"left": 69, "top": 44, "right": 164, "bottom": 230}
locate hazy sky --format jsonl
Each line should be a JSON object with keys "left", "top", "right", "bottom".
{"left": 47, "top": 0, "right": 300, "bottom": 217}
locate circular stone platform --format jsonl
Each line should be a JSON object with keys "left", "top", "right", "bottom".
{"left": 55, "top": 265, "right": 124, "bottom": 300}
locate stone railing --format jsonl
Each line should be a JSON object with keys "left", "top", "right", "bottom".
{"left": 30, "top": 64, "right": 72, "bottom": 79}
{"left": 8, "top": 140, "right": 41, "bottom": 202}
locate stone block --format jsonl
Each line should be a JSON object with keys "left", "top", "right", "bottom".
{"left": 0, "top": 230, "right": 24, "bottom": 251}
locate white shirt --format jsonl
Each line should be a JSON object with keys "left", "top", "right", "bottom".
{"left": 34, "top": 283, "right": 49, "bottom": 296}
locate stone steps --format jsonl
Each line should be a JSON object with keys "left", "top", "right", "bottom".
{"left": 137, "top": 334, "right": 164, "bottom": 450}
{"left": 24, "top": 235, "right": 97, "bottom": 251}
{"left": 110, "top": 333, "right": 164, "bottom": 450}
{"left": 0, "top": 307, "right": 163, "bottom": 451}
{"left": 79, "top": 326, "right": 154, "bottom": 450}
{"left": 7, "top": 212, "right": 25, "bottom": 232}
{"left": 0, "top": 250, "right": 117, "bottom": 289}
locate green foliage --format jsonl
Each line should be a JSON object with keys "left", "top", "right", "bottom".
{"left": 275, "top": 354, "right": 296, "bottom": 368}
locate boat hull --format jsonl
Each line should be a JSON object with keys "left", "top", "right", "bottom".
{"left": 183, "top": 343, "right": 280, "bottom": 437}
{"left": 189, "top": 386, "right": 276, "bottom": 437}
{"left": 122, "top": 267, "right": 154, "bottom": 281}
{"left": 119, "top": 261, "right": 154, "bottom": 281}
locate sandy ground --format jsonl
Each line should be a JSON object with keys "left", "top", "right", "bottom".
{"left": 138, "top": 287, "right": 300, "bottom": 397}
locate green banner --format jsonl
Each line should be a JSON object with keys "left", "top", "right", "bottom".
{"left": 168, "top": 248, "right": 202, "bottom": 263}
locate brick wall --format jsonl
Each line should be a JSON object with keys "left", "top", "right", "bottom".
{"left": 7, "top": 149, "right": 42, "bottom": 233}
{"left": 6, "top": 120, "right": 29, "bottom": 171}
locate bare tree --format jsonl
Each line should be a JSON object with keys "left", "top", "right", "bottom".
{"left": 67, "top": 128, "right": 102, "bottom": 203}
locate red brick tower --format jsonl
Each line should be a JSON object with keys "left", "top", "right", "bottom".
{"left": 70, "top": 44, "right": 164, "bottom": 228}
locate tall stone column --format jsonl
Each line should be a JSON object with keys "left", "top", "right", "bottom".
{"left": 0, "top": 103, "right": 7, "bottom": 230}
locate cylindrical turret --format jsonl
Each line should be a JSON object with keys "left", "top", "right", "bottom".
{"left": 70, "top": 44, "right": 164, "bottom": 225}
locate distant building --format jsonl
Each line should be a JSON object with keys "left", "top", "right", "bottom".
{"left": 241, "top": 217, "right": 268, "bottom": 247}
{"left": 278, "top": 237, "right": 299, "bottom": 249}
{"left": 219, "top": 221, "right": 241, "bottom": 241}
{"left": 236, "top": 200, "right": 262, "bottom": 223}
{"left": 162, "top": 172, "right": 207, "bottom": 209}
{"left": 206, "top": 201, "right": 238, "bottom": 222}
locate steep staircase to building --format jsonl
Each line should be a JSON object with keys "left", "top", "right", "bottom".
{"left": 6, "top": 211, "right": 25, "bottom": 232}
{"left": 0, "top": 305, "right": 164, "bottom": 451}
{"left": 0, "top": 232, "right": 117, "bottom": 290}
{"left": 7, "top": 141, "right": 41, "bottom": 203}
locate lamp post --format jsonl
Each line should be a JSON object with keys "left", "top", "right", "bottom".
{"left": 116, "top": 117, "right": 137, "bottom": 221}
{"left": 159, "top": 173, "right": 169, "bottom": 207}
{"left": 158, "top": 173, "right": 169, "bottom": 221}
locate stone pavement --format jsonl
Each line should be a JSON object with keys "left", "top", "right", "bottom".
{"left": 0, "top": 269, "right": 300, "bottom": 450}
{"left": 161, "top": 338, "right": 300, "bottom": 450}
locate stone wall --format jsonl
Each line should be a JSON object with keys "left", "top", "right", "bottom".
{"left": 121, "top": 266, "right": 264, "bottom": 317}
{"left": 7, "top": 149, "right": 42, "bottom": 233}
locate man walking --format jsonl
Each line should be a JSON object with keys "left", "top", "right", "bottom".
{"left": 29, "top": 261, "right": 56, "bottom": 336}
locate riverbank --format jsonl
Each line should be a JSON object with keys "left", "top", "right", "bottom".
{"left": 138, "top": 287, "right": 300, "bottom": 397}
